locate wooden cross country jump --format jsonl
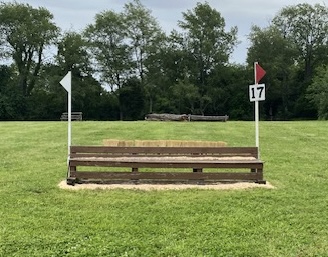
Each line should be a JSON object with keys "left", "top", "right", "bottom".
{"left": 66, "top": 140, "right": 265, "bottom": 185}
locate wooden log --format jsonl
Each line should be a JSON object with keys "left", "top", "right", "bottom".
{"left": 145, "top": 113, "right": 229, "bottom": 122}
{"left": 189, "top": 115, "right": 228, "bottom": 122}
{"left": 145, "top": 113, "right": 189, "bottom": 121}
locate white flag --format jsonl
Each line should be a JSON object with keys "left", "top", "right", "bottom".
{"left": 60, "top": 71, "right": 71, "bottom": 93}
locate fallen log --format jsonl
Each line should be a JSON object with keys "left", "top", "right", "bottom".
{"left": 189, "top": 115, "right": 229, "bottom": 122}
{"left": 145, "top": 113, "right": 229, "bottom": 122}
{"left": 145, "top": 113, "right": 189, "bottom": 121}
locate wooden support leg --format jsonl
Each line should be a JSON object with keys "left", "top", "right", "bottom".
{"left": 66, "top": 166, "right": 77, "bottom": 186}
{"left": 131, "top": 167, "right": 139, "bottom": 184}
{"left": 255, "top": 167, "right": 266, "bottom": 184}
{"left": 193, "top": 168, "right": 204, "bottom": 185}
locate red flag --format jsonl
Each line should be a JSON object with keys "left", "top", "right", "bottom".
{"left": 255, "top": 63, "right": 266, "bottom": 84}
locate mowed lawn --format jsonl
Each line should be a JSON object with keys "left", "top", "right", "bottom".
{"left": 0, "top": 121, "right": 328, "bottom": 257}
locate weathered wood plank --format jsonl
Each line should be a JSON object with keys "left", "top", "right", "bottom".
{"left": 70, "top": 159, "right": 263, "bottom": 169}
{"left": 70, "top": 171, "right": 262, "bottom": 181}
{"left": 70, "top": 146, "right": 258, "bottom": 157}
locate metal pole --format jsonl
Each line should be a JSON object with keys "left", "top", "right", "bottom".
{"left": 254, "top": 62, "right": 260, "bottom": 158}
{"left": 68, "top": 90, "right": 72, "bottom": 156}
{"left": 59, "top": 71, "right": 72, "bottom": 163}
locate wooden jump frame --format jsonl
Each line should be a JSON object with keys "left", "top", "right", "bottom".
{"left": 67, "top": 145, "right": 265, "bottom": 185}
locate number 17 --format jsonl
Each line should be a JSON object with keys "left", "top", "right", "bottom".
{"left": 249, "top": 84, "right": 265, "bottom": 102}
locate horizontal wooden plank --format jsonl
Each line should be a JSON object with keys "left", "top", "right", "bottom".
{"left": 70, "top": 146, "right": 259, "bottom": 158}
{"left": 70, "top": 159, "right": 263, "bottom": 169}
{"left": 70, "top": 171, "right": 263, "bottom": 181}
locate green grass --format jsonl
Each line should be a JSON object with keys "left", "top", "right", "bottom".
{"left": 0, "top": 121, "right": 328, "bottom": 257}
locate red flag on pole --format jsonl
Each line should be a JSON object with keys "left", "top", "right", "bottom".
{"left": 255, "top": 63, "right": 266, "bottom": 84}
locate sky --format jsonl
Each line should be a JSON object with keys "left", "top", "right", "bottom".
{"left": 2, "top": 0, "right": 324, "bottom": 64}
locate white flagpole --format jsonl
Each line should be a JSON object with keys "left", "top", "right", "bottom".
{"left": 59, "top": 71, "right": 72, "bottom": 156}
{"left": 254, "top": 62, "right": 260, "bottom": 158}
{"left": 68, "top": 88, "right": 72, "bottom": 155}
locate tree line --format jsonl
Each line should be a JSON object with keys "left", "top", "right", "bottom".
{"left": 0, "top": 1, "right": 328, "bottom": 121}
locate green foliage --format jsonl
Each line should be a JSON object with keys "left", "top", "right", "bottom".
{"left": 1, "top": 121, "right": 328, "bottom": 256}
{"left": 178, "top": 2, "right": 238, "bottom": 68}
{"left": 273, "top": 3, "right": 328, "bottom": 80}
{"left": 0, "top": 65, "right": 26, "bottom": 120}
{"left": 119, "top": 78, "right": 145, "bottom": 120}
{"left": 148, "top": 2, "right": 240, "bottom": 116}
{"left": 178, "top": 2, "right": 238, "bottom": 96}
{"left": 85, "top": 10, "right": 131, "bottom": 89}
{"left": 172, "top": 78, "right": 199, "bottom": 114}
{"left": 247, "top": 3, "right": 328, "bottom": 120}
{"left": 247, "top": 26, "right": 297, "bottom": 120}
{"left": 210, "top": 64, "right": 253, "bottom": 120}
{"left": 57, "top": 32, "right": 92, "bottom": 75}
{"left": 124, "top": 0, "right": 164, "bottom": 81}
{"left": 84, "top": 1, "right": 164, "bottom": 120}
{"left": 1, "top": 1, "right": 328, "bottom": 121}
{"left": 307, "top": 66, "right": 328, "bottom": 119}
{"left": 0, "top": 2, "right": 59, "bottom": 96}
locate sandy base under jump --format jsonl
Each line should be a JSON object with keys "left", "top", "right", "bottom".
{"left": 58, "top": 180, "right": 274, "bottom": 191}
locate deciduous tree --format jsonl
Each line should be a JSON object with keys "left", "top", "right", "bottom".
{"left": 124, "top": 0, "right": 164, "bottom": 83}
{"left": 272, "top": 3, "right": 328, "bottom": 81}
{"left": 0, "top": 2, "right": 59, "bottom": 96}
{"left": 85, "top": 10, "right": 132, "bottom": 120}
{"left": 178, "top": 2, "right": 238, "bottom": 87}
{"left": 247, "top": 25, "right": 297, "bottom": 119}
{"left": 177, "top": 2, "right": 238, "bottom": 114}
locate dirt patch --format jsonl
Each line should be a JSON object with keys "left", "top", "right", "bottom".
{"left": 58, "top": 180, "right": 274, "bottom": 191}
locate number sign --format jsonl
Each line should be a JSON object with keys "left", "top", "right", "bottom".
{"left": 249, "top": 84, "right": 265, "bottom": 102}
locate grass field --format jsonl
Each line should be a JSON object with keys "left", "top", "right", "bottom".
{"left": 0, "top": 121, "right": 328, "bottom": 257}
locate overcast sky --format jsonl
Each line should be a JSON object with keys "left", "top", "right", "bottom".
{"left": 2, "top": 0, "right": 323, "bottom": 64}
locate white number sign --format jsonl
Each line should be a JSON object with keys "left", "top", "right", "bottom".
{"left": 249, "top": 84, "right": 265, "bottom": 102}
